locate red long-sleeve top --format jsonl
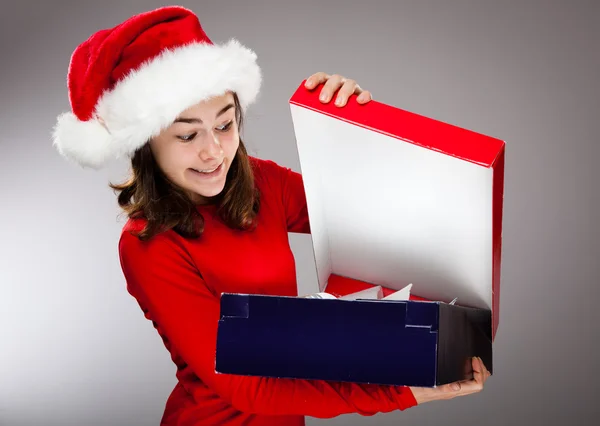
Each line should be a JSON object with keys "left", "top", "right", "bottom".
{"left": 118, "top": 156, "right": 418, "bottom": 425}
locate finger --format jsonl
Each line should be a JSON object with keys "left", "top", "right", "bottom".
{"left": 305, "top": 72, "right": 330, "bottom": 90}
{"left": 480, "top": 357, "right": 491, "bottom": 381}
{"left": 333, "top": 78, "right": 359, "bottom": 107}
{"left": 458, "top": 377, "right": 485, "bottom": 394}
{"left": 437, "top": 376, "right": 485, "bottom": 398}
{"left": 319, "top": 74, "right": 346, "bottom": 103}
{"left": 454, "top": 359, "right": 487, "bottom": 394}
{"left": 438, "top": 381, "right": 462, "bottom": 394}
{"left": 473, "top": 357, "right": 486, "bottom": 384}
{"left": 356, "top": 90, "right": 372, "bottom": 104}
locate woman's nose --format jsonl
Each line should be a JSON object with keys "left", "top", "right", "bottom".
{"left": 198, "top": 132, "right": 223, "bottom": 161}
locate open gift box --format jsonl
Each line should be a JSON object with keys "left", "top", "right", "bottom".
{"left": 214, "top": 81, "right": 505, "bottom": 387}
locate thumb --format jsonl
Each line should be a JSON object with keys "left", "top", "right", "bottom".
{"left": 437, "top": 382, "right": 461, "bottom": 394}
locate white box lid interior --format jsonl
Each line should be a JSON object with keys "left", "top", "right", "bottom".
{"left": 289, "top": 83, "right": 504, "bottom": 314}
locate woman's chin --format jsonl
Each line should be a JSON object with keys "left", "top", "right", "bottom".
{"left": 187, "top": 182, "right": 226, "bottom": 203}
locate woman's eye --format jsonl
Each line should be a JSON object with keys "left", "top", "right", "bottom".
{"left": 216, "top": 121, "right": 233, "bottom": 132}
{"left": 178, "top": 132, "right": 197, "bottom": 142}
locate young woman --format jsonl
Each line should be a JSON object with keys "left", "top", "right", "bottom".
{"left": 52, "top": 6, "right": 490, "bottom": 426}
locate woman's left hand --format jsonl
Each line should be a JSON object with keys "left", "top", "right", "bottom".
{"left": 304, "top": 72, "right": 372, "bottom": 107}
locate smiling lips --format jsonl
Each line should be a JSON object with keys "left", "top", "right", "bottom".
{"left": 189, "top": 161, "right": 224, "bottom": 178}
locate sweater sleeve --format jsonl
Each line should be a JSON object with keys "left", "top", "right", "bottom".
{"left": 118, "top": 231, "right": 418, "bottom": 418}
{"left": 258, "top": 159, "right": 311, "bottom": 234}
{"left": 281, "top": 165, "right": 310, "bottom": 234}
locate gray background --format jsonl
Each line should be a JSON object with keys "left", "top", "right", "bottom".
{"left": 1, "top": 0, "right": 598, "bottom": 425}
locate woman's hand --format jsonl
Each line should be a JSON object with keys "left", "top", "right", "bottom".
{"left": 304, "top": 72, "right": 372, "bottom": 107}
{"left": 410, "top": 357, "right": 491, "bottom": 404}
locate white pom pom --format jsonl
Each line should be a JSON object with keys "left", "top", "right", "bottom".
{"left": 52, "top": 112, "right": 120, "bottom": 169}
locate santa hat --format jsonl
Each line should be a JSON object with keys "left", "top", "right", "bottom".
{"left": 52, "top": 5, "right": 262, "bottom": 169}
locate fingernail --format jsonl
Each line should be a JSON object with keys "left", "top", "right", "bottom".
{"left": 320, "top": 93, "right": 328, "bottom": 102}
{"left": 451, "top": 383, "right": 460, "bottom": 391}
{"left": 335, "top": 98, "right": 343, "bottom": 106}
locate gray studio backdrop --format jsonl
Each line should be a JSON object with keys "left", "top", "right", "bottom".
{"left": 1, "top": 0, "right": 598, "bottom": 425}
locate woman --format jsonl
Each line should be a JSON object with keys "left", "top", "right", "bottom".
{"left": 52, "top": 6, "right": 490, "bottom": 426}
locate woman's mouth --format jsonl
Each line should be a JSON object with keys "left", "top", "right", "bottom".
{"left": 189, "top": 162, "right": 224, "bottom": 179}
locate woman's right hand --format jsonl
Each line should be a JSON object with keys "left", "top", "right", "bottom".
{"left": 409, "top": 357, "right": 491, "bottom": 404}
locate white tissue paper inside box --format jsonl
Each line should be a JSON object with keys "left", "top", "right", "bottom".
{"left": 303, "top": 283, "right": 413, "bottom": 301}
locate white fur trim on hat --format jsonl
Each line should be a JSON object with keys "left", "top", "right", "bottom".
{"left": 52, "top": 39, "right": 262, "bottom": 169}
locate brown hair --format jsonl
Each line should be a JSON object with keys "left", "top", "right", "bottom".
{"left": 109, "top": 93, "right": 260, "bottom": 241}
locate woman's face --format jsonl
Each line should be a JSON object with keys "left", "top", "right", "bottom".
{"left": 150, "top": 92, "right": 239, "bottom": 204}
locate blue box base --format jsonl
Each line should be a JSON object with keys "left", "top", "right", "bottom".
{"left": 215, "top": 293, "right": 492, "bottom": 387}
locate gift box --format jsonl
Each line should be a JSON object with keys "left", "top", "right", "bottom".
{"left": 214, "top": 81, "right": 505, "bottom": 387}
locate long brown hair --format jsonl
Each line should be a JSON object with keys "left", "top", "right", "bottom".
{"left": 109, "top": 93, "right": 260, "bottom": 241}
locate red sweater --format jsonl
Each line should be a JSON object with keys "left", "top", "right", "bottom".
{"left": 118, "top": 156, "right": 418, "bottom": 425}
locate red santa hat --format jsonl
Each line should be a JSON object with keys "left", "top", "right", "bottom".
{"left": 52, "top": 5, "right": 262, "bottom": 169}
